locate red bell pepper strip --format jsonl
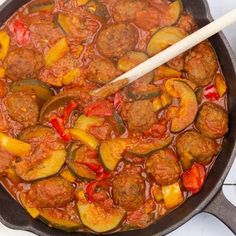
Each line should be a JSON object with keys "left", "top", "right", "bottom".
{"left": 182, "top": 162, "right": 206, "bottom": 194}
{"left": 61, "top": 100, "right": 79, "bottom": 124}
{"left": 84, "top": 100, "right": 113, "bottom": 117}
{"left": 50, "top": 117, "right": 71, "bottom": 142}
{"left": 204, "top": 85, "right": 220, "bottom": 101}
{"left": 83, "top": 163, "right": 104, "bottom": 174}
{"left": 86, "top": 181, "right": 97, "bottom": 202}
{"left": 96, "top": 171, "right": 111, "bottom": 181}
{"left": 9, "top": 19, "right": 30, "bottom": 47}
{"left": 113, "top": 92, "right": 124, "bottom": 111}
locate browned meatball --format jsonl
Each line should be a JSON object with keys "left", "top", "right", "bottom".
{"left": 26, "top": 177, "right": 74, "bottom": 208}
{"left": 184, "top": 42, "right": 218, "bottom": 87}
{"left": 4, "top": 48, "right": 43, "bottom": 81}
{"left": 87, "top": 57, "right": 119, "bottom": 84}
{"left": 146, "top": 149, "right": 181, "bottom": 186}
{"left": 177, "top": 13, "right": 198, "bottom": 34}
{"left": 196, "top": 102, "right": 228, "bottom": 139}
{"left": 96, "top": 24, "right": 138, "bottom": 58}
{"left": 113, "top": 0, "right": 148, "bottom": 23}
{"left": 128, "top": 100, "right": 157, "bottom": 132}
{"left": 6, "top": 92, "right": 39, "bottom": 127}
{"left": 113, "top": 170, "right": 145, "bottom": 211}
{"left": 176, "top": 130, "right": 220, "bottom": 169}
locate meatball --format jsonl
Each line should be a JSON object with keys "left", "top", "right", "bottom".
{"left": 113, "top": 0, "right": 148, "bottom": 23}
{"left": 26, "top": 177, "right": 75, "bottom": 208}
{"left": 177, "top": 13, "right": 198, "bottom": 34}
{"left": 196, "top": 102, "right": 228, "bottom": 139}
{"left": 128, "top": 100, "right": 157, "bottom": 132}
{"left": 113, "top": 170, "right": 145, "bottom": 211}
{"left": 4, "top": 48, "right": 43, "bottom": 81}
{"left": 176, "top": 130, "right": 220, "bottom": 168}
{"left": 167, "top": 54, "right": 185, "bottom": 72}
{"left": 96, "top": 24, "right": 138, "bottom": 58}
{"left": 6, "top": 92, "right": 39, "bottom": 127}
{"left": 146, "top": 149, "right": 181, "bottom": 186}
{"left": 87, "top": 57, "right": 119, "bottom": 84}
{"left": 184, "top": 42, "right": 218, "bottom": 87}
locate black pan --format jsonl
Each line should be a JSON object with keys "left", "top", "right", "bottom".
{"left": 0, "top": 0, "right": 236, "bottom": 235}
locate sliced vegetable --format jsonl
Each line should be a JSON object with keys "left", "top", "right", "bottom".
{"left": 152, "top": 185, "right": 163, "bottom": 202}
{"left": 113, "top": 92, "right": 124, "bottom": 111}
{"left": 127, "top": 136, "right": 173, "bottom": 157}
{"left": 54, "top": 13, "right": 71, "bottom": 35}
{"left": 165, "top": 78, "right": 197, "bottom": 93}
{"left": 20, "top": 193, "right": 81, "bottom": 231}
{"left": 182, "top": 162, "right": 206, "bottom": 194}
{"left": 51, "top": 117, "right": 71, "bottom": 142}
{"left": 10, "top": 79, "right": 54, "bottom": 106}
{"left": 6, "top": 168, "right": 21, "bottom": 183}
{"left": 128, "top": 84, "right": 162, "bottom": 101}
{"left": 60, "top": 169, "right": 76, "bottom": 182}
{"left": 74, "top": 115, "right": 104, "bottom": 131}
{"left": 162, "top": 182, "right": 183, "bottom": 209}
{"left": 113, "top": 111, "right": 126, "bottom": 135}
{"left": 45, "top": 37, "right": 69, "bottom": 67}
{"left": 15, "top": 149, "right": 66, "bottom": 181}
{"left": 153, "top": 93, "right": 172, "bottom": 112}
{"left": 28, "top": 1, "right": 54, "bottom": 13}
{"left": 155, "top": 65, "right": 181, "bottom": 80}
{"left": 204, "top": 85, "right": 220, "bottom": 101}
{"left": 118, "top": 51, "right": 148, "bottom": 72}
{"left": 67, "top": 143, "right": 97, "bottom": 180}
{"left": 39, "top": 90, "right": 80, "bottom": 123}
{"left": 0, "top": 31, "right": 10, "bottom": 60}
{"left": 77, "top": 201, "right": 126, "bottom": 233}
{"left": 99, "top": 139, "right": 131, "bottom": 171}
{"left": 0, "top": 132, "right": 31, "bottom": 157}
{"left": 165, "top": 80, "right": 198, "bottom": 132}
{"left": 9, "top": 19, "right": 30, "bottom": 47}
{"left": 147, "top": 26, "right": 187, "bottom": 56}
{"left": 84, "top": 100, "right": 113, "bottom": 117}
{"left": 215, "top": 74, "right": 227, "bottom": 97}
{"left": 62, "top": 68, "right": 80, "bottom": 85}
{"left": 77, "top": 0, "right": 89, "bottom": 6}
{"left": 195, "top": 87, "right": 203, "bottom": 104}
{"left": 167, "top": 0, "right": 183, "bottom": 25}
{"left": 0, "top": 67, "right": 5, "bottom": 78}
{"left": 61, "top": 100, "right": 79, "bottom": 124}
{"left": 69, "top": 128, "right": 99, "bottom": 150}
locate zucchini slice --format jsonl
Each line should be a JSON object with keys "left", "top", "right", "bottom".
{"left": 74, "top": 114, "right": 104, "bottom": 131}
{"left": 67, "top": 143, "right": 97, "bottom": 180}
{"left": 15, "top": 149, "right": 66, "bottom": 181}
{"left": 147, "top": 26, "right": 187, "bottom": 56}
{"left": 54, "top": 13, "right": 71, "bottom": 35}
{"left": 78, "top": 202, "right": 126, "bottom": 233}
{"left": 167, "top": 0, "right": 183, "bottom": 26}
{"left": 99, "top": 139, "right": 131, "bottom": 171}
{"left": 127, "top": 136, "right": 173, "bottom": 157}
{"left": 128, "top": 84, "right": 162, "bottom": 101}
{"left": 20, "top": 193, "right": 81, "bottom": 232}
{"left": 39, "top": 90, "right": 80, "bottom": 123}
{"left": 10, "top": 79, "right": 54, "bottom": 106}
{"left": 113, "top": 111, "right": 126, "bottom": 135}
{"left": 28, "top": 1, "right": 54, "bottom": 13}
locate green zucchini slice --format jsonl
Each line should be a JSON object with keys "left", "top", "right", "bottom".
{"left": 10, "top": 79, "right": 54, "bottom": 106}
{"left": 78, "top": 202, "right": 126, "bottom": 233}
{"left": 67, "top": 143, "right": 97, "bottom": 180}
{"left": 127, "top": 136, "right": 173, "bottom": 157}
{"left": 113, "top": 111, "right": 126, "bottom": 135}
{"left": 99, "top": 139, "right": 131, "bottom": 171}
{"left": 147, "top": 26, "right": 187, "bottom": 56}
{"left": 20, "top": 193, "right": 81, "bottom": 232}
{"left": 128, "top": 84, "right": 162, "bottom": 100}
{"left": 28, "top": 1, "right": 54, "bottom": 13}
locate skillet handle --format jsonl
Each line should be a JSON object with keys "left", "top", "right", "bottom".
{"left": 203, "top": 188, "right": 236, "bottom": 234}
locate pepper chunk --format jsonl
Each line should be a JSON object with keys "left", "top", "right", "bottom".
{"left": 84, "top": 100, "right": 113, "bottom": 117}
{"left": 182, "top": 162, "right": 206, "bottom": 194}
{"left": 0, "top": 31, "right": 10, "bottom": 60}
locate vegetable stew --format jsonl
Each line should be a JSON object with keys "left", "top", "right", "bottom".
{"left": 0, "top": 0, "right": 228, "bottom": 233}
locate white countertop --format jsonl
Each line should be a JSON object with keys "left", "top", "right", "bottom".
{"left": 0, "top": 0, "right": 236, "bottom": 235}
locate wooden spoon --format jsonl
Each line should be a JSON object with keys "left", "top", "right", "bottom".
{"left": 91, "top": 8, "right": 236, "bottom": 98}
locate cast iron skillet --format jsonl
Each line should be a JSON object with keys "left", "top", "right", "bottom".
{"left": 0, "top": 0, "right": 236, "bottom": 235}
